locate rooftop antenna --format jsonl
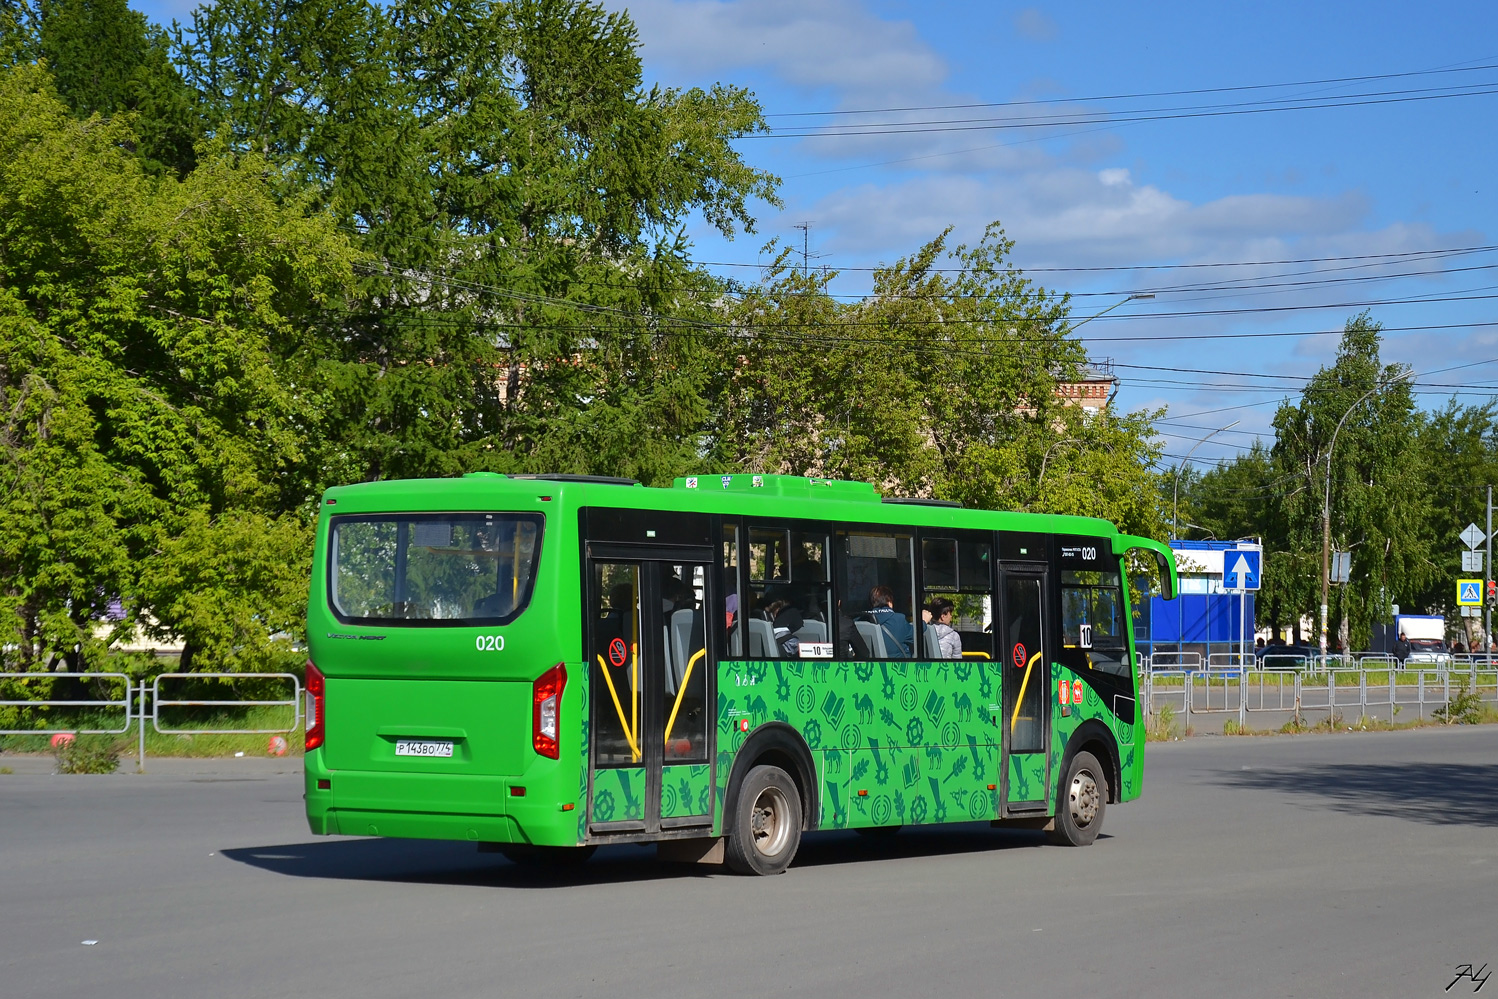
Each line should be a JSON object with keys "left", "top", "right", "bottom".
{"left": 790, "top": 221, "right": 827, "bottom": 277}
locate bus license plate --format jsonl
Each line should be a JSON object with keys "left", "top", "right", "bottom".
{"left": 396, "top": 740, "right": 454, "bottom": 758}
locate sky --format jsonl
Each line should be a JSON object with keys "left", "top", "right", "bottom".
{"left": 131, "top": 0, "right": 1498, "bottom": 468}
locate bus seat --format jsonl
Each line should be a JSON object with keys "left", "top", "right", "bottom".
{"left": 748, "top": 618, "right": 775, "bottom": 658}
{"left": 854, "top": 620, "right": 889, "bottom": 659}
{"left": 923, "top": 626, "right": 942, "bottom": 660}
{"left": 793, "top": 620, "right": 827, "bottom": 643}
{"left": 663, "top": 624, "right": 677, "bottom": 695}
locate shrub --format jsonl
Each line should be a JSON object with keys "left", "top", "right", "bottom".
{"left": 54, "top": 735, "right": 123, "bottom": 774}
{"left": 1146, "top": 704, "right": 1178, "bottom": 741}
{"left": 1435, "top": 679, "right": 1483, "bottom": 725}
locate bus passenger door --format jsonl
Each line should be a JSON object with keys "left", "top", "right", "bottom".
{"left": 586, "top": 556, "right": 713, "bottom": 836}
{"left": 999, "top": 569, "right": 1050, "bottom": 814}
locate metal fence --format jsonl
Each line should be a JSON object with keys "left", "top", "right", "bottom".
{"left": 0, "top": 672, "right": 301, "bottom": 769}
{"left": 1142, "top": 653, "right": 1498, "bottom": 730}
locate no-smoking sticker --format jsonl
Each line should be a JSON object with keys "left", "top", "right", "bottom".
{"left": 607, "top": 637, "right": 628, "bottom": 668}
{"left": 1011, "top": 642, "right": 1027, "bottom": 668}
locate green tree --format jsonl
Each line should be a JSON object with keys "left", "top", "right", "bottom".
{"left": 1267, "top": 313, "right": 1432, "bottom": 649}
{"left": 1409, "top": 400, "right": 1498, "bottom": 639}
{"left": 175, "top": 0, "right": 778, "bottom": 485}
{"left": 706, "top": 224, "right": 1167, "bottom": 537}
{"left": 0, "top": 65, "right": 357, "bottom": 671}
{"left": 2, "top": 0, "right": 201, "bottom": 174}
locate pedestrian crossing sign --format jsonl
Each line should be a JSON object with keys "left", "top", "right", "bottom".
{"left": 1457, "top": 579, "right": 1482, "bottom": 606}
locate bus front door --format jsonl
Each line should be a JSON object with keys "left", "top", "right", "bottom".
{"left": 586, "top": 557, "right": 714, "bottom": 836}
{"left": 999, "top": 569, "right": 1051, "bottom": 814}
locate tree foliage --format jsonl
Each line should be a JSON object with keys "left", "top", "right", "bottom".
{"left": 0, "top": 65, "right": 356, "bottom": 670}
{"left": 1174, "top": 314, "right": 1488, "bottom": 648}
{"left": 0, "top": 1, "right": 1170, "bottom": 674}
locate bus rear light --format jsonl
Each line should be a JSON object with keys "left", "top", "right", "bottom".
{"left": 305, "top": 660, "right": 326, "bottom": 752}
{"left": 532, "top": 663, "right": 566, "bottom": 759}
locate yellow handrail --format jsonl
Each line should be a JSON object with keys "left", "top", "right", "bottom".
{"left": 962, "top": 651, "right": 992, "bottom": 659}
{"left": 596, "top": 653, "right": 640, "bottom": 762}
{"left": 1009, "top": 650, "right": 1043, "bottom": 734}
{"left": 664, "top": 648, "right": 707, "bottom": 748}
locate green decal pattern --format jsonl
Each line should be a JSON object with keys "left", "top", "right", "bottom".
{"left": 591, "top": 767, "right": 646, "bottom": 824}
{"left": 1048, "top": 662, "right": 1144, "bottom": 804}
{"left": 660, "top": 764, "right": 712, "bottom": 819}
{"left": 576, "top": 702, "right": 590, "bottom": 842}
{"left": 714, "top": 657, "right": 1001, "bottom": 831}
{"left": 1006, "top": 750, "right": 1047, "bottom": 805}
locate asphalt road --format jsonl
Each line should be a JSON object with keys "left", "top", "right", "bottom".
{"left": 3, "top": 728, "right": 1496, "bottom": 999}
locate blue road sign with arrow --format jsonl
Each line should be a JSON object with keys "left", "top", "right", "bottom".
{"left": 1223, "top": 549, "right": 1261, "bottom": 591}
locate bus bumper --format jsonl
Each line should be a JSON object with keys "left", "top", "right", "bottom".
{"left": 304, "top": 753, "right": 580, "bottom": 845}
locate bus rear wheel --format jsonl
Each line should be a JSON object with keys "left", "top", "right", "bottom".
{"left": 1046, "top": 750, "right": 1107, "bottom": 847}
{"left": 726, "top": 765, "right": 802, "bottom": 875}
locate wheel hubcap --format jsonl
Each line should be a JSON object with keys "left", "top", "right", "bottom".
{"left": 750, "top": 786, "right": 791, "bottom": 857}
{"left": 1068, "top": 769, "right": 1100, "bottom": 827}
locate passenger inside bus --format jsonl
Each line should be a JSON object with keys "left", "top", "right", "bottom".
{"left": 865, "top": 584, "right": 914, "bottom": 656}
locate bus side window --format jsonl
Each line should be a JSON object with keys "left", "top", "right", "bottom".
{"left": 721, "top": 523, "right": 742, "bottom": 659}
{"left": 837, "top": 532, "right": 915, "bottom": 659}
{"left": 921, "top": 536, "right": 994, "bottom": 661}
{"left": 745, "top": 526, "right": 831, "bottom": 660}
{"left": 1060, "top": 567, "right": 1128, "bottom": 676}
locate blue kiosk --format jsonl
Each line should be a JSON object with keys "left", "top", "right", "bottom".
{"left": 1136, "top": 540, "right": 1258, "bottom": 665}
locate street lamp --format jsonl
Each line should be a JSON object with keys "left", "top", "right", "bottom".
{"left": 1171, "top": 420, "right": 1241, "bottom": 540}
{"left": 1318, "top": 369, "right": 1416, "bottom": 658}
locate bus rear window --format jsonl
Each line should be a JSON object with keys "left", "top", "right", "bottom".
{"left": 329, "top": 514, "right": 543, "bottom": 626}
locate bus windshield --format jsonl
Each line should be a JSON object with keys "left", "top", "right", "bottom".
{"left": 329, "top": 513, "right": 543, "bottom": 625}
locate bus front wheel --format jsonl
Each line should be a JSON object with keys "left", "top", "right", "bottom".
{"left": 1046, "top": 750, "right": 1107, "bottom": 847}
{"left": 726, "top": 765, "right": 803, "bottom": 875}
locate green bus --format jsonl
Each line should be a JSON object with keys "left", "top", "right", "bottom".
{"left": 303, "top": 472, "right": 1177, "bottom": 875}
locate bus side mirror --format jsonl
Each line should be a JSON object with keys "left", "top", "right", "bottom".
{"left": 1154, "top": 550, "right": 1176, "bottom": 600}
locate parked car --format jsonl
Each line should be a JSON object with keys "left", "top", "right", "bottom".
{"left": 1256, "top": 642, "right": 1317, "bottom": 667}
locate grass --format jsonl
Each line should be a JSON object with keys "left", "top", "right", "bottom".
{"left": 0, "top": 705, "right": 302, "bottom": 759}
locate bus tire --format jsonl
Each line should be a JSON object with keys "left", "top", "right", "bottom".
{"left": 725, "top": 765, "right": 802, "bottom": 875}
{"left": 1046, "top": 750, "right": 1106, "bottom": 847}
{"left": 498, "top": 844, "right": 596, "bottom": 866}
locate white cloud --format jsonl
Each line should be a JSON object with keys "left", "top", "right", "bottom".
{"left": 611, "top": 0, "right": 946, "bottom": 103}
{"left": 1013, "top": 8, "right": 1058, "bottom": 42}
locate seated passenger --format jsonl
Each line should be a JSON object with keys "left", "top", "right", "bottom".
{"left": 866, "top": 584, "right": 914, "bottom": 656}
{"left": 926, "top": 597, "right": 963, "bottom": 660}
{"left": 763, "top": 598, "right": 804, "bottom": 658}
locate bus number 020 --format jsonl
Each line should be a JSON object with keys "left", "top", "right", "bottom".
{"left": 475, "top": 635, "right": 506, "bottom": 652}
{"left": 1080, "top": 546, "right": 1096, "bottom": 560}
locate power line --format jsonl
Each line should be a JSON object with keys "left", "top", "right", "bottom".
{"left": 355, "top": 267, "right": 1498, "bottom": 340}
{"left": 763, "top": 62, "right": 1498, "bottom": 118}
{"left": 751, "top": 83, "right": 1498, "bottom": 138}
{"left": 697, "top": 243, "right": 1498, "bottom": 276}
{"left": 803, "top": 259, "right": 1498, "bottom": 303}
